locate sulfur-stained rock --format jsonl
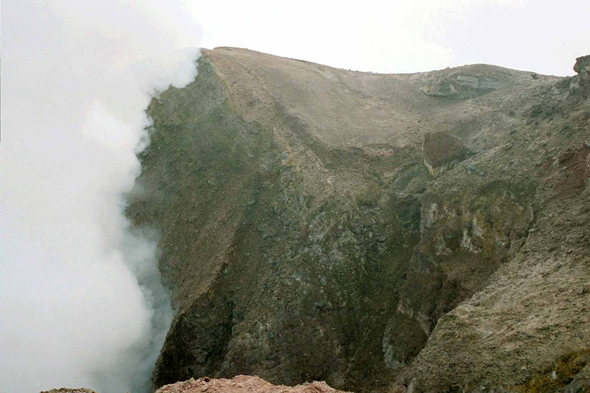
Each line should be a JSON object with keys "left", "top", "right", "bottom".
{"left": 565, "top": 365, "right": 590, "bottom": 393}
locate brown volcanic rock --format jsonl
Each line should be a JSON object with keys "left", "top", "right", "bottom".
{"left": 393, "top": 86, "right": 590, "bottom": 392}
{"left": 155, "top": 376, "right": 350, "bottom": 393}
{"left": 40, "top": 389, "right": 97, "bottom": 393}
{"left": 128, "top": 48, "right": 590, "bottom": 392}
{"left": 422, "top": 131, "right": 468, "bottom": 176}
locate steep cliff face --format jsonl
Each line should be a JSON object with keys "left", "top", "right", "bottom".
{"left": 392, "top": 60, "right": 590, "bottom": 392}
{"left": 126, "top": 48, "right": 590, "bottom": 392}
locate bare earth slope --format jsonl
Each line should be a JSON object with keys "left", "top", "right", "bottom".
{"left": 126, "top": 48, "right": 590, "bottom": 393}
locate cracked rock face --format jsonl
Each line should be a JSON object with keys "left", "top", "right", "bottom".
{"left": 421, "top": 64, "right": 512, "bottom": 99}
{"left": 126, "top": 48, "right": 590, "bottom": 393}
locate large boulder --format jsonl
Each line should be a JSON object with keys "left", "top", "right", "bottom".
{"left": 570, "top": 54, "right": 590, "bottom": 98}
{"left": 573, "top": 55, "right": 590, "bottom": 74}
{"left": 422, "top": 131, "right": 468, "bottom": 177}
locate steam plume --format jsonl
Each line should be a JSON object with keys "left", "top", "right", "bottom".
{"left": 0, "top": 1, "right": 201, "bottom": 392}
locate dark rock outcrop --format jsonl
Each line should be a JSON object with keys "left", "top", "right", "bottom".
{"left": 127, "top": 49, "right": 590, "bottom": 393}
{"left": 422, "top": 131, "right": 469, "bottom": 176}
{"left": 570, "top": 54, "right": 590, "bottom": 98}
{"left": 421, "top": 64, "right": 513, "bottom": 99}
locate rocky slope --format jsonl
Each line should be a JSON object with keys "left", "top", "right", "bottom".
{"left": 126, "top": 49, "right": 590, "bottom": 392}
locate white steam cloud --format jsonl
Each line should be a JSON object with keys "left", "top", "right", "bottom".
{"left": 0, "top": 1, "right": 201, "bottom": 392}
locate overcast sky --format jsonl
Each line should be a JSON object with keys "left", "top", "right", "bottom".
{"left": 183, "top": 0, "right": 589, "bottom": 75}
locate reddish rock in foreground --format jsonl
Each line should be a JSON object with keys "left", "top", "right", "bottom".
{"left": 155, "top": 375, "right": 351, "bottom": 393}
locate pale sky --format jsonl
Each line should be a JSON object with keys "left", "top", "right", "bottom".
{"left": 181, "top": 0, "right": 590, "bottom": 75}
